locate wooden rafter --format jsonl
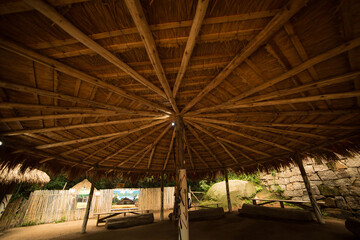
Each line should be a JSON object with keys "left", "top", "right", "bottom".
{"left": 35, "top": 119, "right": 168, "bottom": 149}
{"left": 125, "top": 0, "right": 178, "bottom": 113}
{"left": 181, "top": 0, "right": 308, "bottom": 113}
{"left": 191, "top": 37, "right": 360, "bottom": 114}
{"left": 0, "top": 37, "right": 171, "bottom": 114}
{"left": 2, "top": 116, "right": 168, "bottom": 136}
{"left": 0, "top": 113, "right": 112, "bottom": 123}
{"left": 186, "top": 123, "right": 222, "bottom": 167}
{"left": 163, "top": 128, "right": 176, "bottom": 171}
{"left": 0, "top": 81, "right": 160, "bottom": 116}
{"left": 191, "top": 120, "right": 293, "bottom": 152}
{"left": 23, "top": 0, "right": 167, "bottom": 99}
{"left": 172, "top": 0, "right": 209, "bottom": 97}
{"left": 185, "top": 117, "right": 327, "bottom": 139}
{"left": 217, "top": 137, "right": 270, "bottom": 157}
{"left": 188, "top": 145, "right": 210, "bottom": 169}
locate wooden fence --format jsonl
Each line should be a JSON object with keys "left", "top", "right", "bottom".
{"left": 0, "top": 187, "right": 174, "bottom": 228}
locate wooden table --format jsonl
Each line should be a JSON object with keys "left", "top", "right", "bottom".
{"left": 252, "top": 198, "right": 325, "bottom": 210}
{"left": 94, "top": 208, "right": 150, "bottom": 226}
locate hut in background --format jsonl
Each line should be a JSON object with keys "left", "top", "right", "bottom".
{"left": 0, "top": 164, "right": 50, "bottom": 217}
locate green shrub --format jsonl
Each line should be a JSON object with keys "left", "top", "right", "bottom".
{"left": 54, "top": 216, "right": 66, "bottom": 223}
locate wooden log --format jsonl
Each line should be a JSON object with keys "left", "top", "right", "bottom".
{"left": 181, "top": 0, "right": 308, "bottom": 113}
{"left": 81, "top": 181, "right": 94, "bottom": 233}
{"left": 178, "top": 169, "right": 189, "bottom": 240}
{"left": 24, "top": 0, "right": 167, "bottom": 99}
{"left": 294, "top": 155, "right": 324, "bottom": 224}
{"left": 105, "top": 213, "right": 154, "bottom": 229}
{"left": 169, "top": 207, "right": 225, "bottom": 221}
{"left": 238, "top": 204, "right": 313, "bottom": 222}
{"left": 224, "top": 170, "right": 232, "bottom": 213}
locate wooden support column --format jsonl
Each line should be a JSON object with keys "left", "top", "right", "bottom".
{"left": 176, "top": 116, "right": 189, "bottom": 240}
{"left": 224, "top": 170, "right": 232, "bottom": 213}
{"left": 294, "top": 155, "right": 325, "bottom": 224}
{"left": 160, "top": 172, "right": 164, "bottom": 221}
{"left": 81, "top": 181, "right": 95, "bottom": 233}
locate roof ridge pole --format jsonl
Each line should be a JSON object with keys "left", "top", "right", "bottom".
{"left": 293, "top": 154, "right": 324, "bottom": 224}
{"left": 176, "top": 115, "right": 189, "bottom": 240}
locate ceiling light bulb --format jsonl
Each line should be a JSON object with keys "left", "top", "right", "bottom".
{"left": 171, "top": 122, "right": 175, "bottom": 126}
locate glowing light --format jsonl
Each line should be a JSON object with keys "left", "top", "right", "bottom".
{"left": 0, "top": 141, "right": 2, "bottom": 146}
{"left": 171, "top": 122, "right": 175, "bottom": 126}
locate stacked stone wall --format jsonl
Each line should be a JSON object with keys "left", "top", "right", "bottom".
{"left": 259, "top": 156, "right": 360, "bottom": 211}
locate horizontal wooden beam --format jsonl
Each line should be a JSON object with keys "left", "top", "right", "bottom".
{"left": 0, "top": 37, "right": 171, "bottom": 114}
{"left": 181, "top": 0, "right": 308, "bottom": 113}
{"left": 185, "top": 117, "right": 328, "bottom": 139}
{"left": 190, "top": 120, "right": 294, "bottom": 152}
{"left": 24, "top": 0, "right": 167, "bottom": 99}
{"left": 0, "top": 81, "right": 160, "bottom": 116}
{"left": 35, "top": 119, "right": 168, "bottom": 149}
{"left": 2, "top": 116, "right": 168, "bottom": 136}
{"left": 29, "top": 10, "right": 278, "bottom": 49}
{"left": 0, "top": 113, "right": 116, "bottom": 123}
{"left": 0, "top": 0, "right": 88, "bottom": 15}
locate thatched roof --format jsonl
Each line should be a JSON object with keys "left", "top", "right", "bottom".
{"left": 0, "top": 0, "right": 359, "bottom": 180}
{"left": 0, "top": 164, "right": 50, "bottom": 185}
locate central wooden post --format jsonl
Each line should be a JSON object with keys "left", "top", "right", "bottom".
{"left": 81, "top": 180, "right": 95, "bottom": 233}
{"left": 294, "top": 155, "right": 325, "bottom": 224}
{"left": 176, "top": 116, "right": 189, "bottom": 240}
{"left": 224, "top": 170, "right": 232, "bottom": 212}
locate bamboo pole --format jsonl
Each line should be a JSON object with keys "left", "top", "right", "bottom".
{"left": 224, "top": 170, "right": 232, "bottom": 213}
{"left": 81, "top": 181, "right": 95, "bottom": 233}
{"left": 294, "top": 155, "right": 324, "bottom": 224}
{"left": 160, "top": 172, "right": 164, "bottom": 221}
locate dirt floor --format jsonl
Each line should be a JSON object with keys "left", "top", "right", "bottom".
{"left": 0, "top": 211, "right": 356, "bottom": 240}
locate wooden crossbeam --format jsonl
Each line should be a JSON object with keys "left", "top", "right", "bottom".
{"left": 125, "top": 0, "right": 178, "bottom": 113}
{"left": 191, "top": 37, "right": 360, "bottom": 114}
{"left": 23, "top": 0, "right": 167, "bottom": 99}
{"left": 172, "top": 0, "right": 209, "bottom": 97}
{"left": 0, "top": 113, "right": 116, "bottom": 123}
{"left": 35, "top": 119, "right": 168, "bottom": 149}
{"left": 192, "top": 120, "right": 293, "bottom": 152}
{"left": 216, "top": 137, "right": 270, "bottom": 157}
{"left": 163, "top": 128, "right": 176, "bottom": 171}
{"left": 185, "top": 109, "right": 360, "bottom": 118}
{"left": 2, "top": 116, "right": 168, "bottom": 136}
{"left": 147, "top": 146, "right": 156, "bottom": 169}
{"left": 186, "top": 123, "right": 222, "bottom": 167}
{"left": 181, "top": 0, "right": 308, "bottom": 113}
{"left": 188, "top": 145, "right": 210, "bottom": 169}
{"left": 100, "top": 123, "right": 167, "bottom": 165}
{"left": 0, "top": 37, "right": 171, "bottom": 114}
{"left": 206, "top": 91, "right": 360, "bottom": 111}
{"left": 185, "top": 117, "right": 327, "bottom": 139}
{"left": 29, "top": 10, "right": 278, "bottom": 49}
{"left": 0, "top": 81, "right": 159, "bottom": 116}
{"left": 117, "top": 144, "right": 152, "bottom": 168}
{"left": 187, "top": 121, "right": 239, "bottom": 164}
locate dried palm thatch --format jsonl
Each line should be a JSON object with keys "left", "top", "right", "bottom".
{"left": 0, "top": 0, "right": 359, "bottom": 181}
{"left": 0, "top": 164, "right": 50, "bottom": 185}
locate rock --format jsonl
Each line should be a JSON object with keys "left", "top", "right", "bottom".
{"left": 334, "top": 178, "right": 352, "bottom": 186}
{"left": 292, "top": 182, "right": 304, "bottom": 190}
{"left": 345, "top": 157, "right": 360, "bottom": 167}
{"left": 323, "top": 208, "right": 353, "bottom": 219}
{"left": 301, "top": 195, "right": 310, "bottom": 201}
{"left": 313, "top": 164, "right": 328, "bottom": 172}
{"left": 324, "top": 197, "right": 336, "bottom": 208}
{"left": 308, "top": 174, "right": 320, "bottom": 181}
{"left": 283, "top": 190, "right": 302, "bottom": 197}
{"left": 311, "top": 180, "right": 322, "bottom": 186}
{"left": 318, "top": 184, "right": 340, "bottom": 196}
{"left": 289, "top": 176, "right": 302, "bottom": 183}
{"left": 338, "top": 185, "right": 350, "bottom": 195}
{"left": 276, "top": 178, "right": 289, "bottom": 185}
{"left": 290, "top": 168, "right": 301, "bottom": 175}
{"left": 304, "top": 165, "right": 314, "bottom": 173}
{"left": 335, "top": 196, "right": 347, "bottom": 209}
{"left": 286, "top": 184, "right": 294, "bottom": 191}
{"left": 345, "top": 167, "right": 359, "bottom": 177}
{"left": 317, "top": 170, "right": 337, "bottom": 180}
{"left": 311, "top": 186, "right": 320, "bottom": 195}
{"left": 345, "top": 196, "right": 360, "bottom": 210}
{"left": 336, "top": 169, "right": 351, "bottom": 178}
{"left": 348, "top": 186, "right": 360, "bottom": 197}
{"left": 335, "top": 162, "right": 347, "bottom": 170}
{"left": 205, "top": 180, "right": 256, "bottom": 200}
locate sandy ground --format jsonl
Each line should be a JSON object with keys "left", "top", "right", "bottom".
{"left": 0, "top": 211, "right": 356, "bottom": 240}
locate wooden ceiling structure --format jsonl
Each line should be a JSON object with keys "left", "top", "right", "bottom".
{"left": 0, "top": 0, "right": 360, "bottom": 179}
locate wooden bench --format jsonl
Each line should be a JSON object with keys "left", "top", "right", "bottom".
{"left": 252, "top": 198, "right": 325, "bottom": 210}
{"left": 94, "top": 208, "right": 150, "bottom": 226}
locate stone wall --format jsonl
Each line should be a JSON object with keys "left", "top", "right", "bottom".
{"left": 259, "top": 156, "right": 360, "bottom": 211}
